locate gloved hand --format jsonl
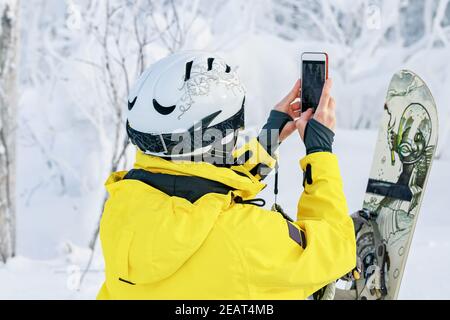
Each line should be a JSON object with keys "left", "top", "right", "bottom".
{"left": 295, "top": 78, "right": 336, "bottom": 141}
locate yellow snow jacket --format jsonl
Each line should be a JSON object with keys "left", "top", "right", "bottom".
{"left": 97, "top": 138, "right": 356, "bottom": 299}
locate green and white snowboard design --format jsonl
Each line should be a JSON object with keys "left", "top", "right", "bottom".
{"left": 336, "top": 70, "right": 438, "bottom": 300}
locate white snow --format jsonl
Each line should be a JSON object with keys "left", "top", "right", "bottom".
{"left": 0, "top": 246, "right": 103, "bottom": 299}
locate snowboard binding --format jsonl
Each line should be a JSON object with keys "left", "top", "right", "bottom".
{"left": 342, "top": 209, "right": 390, "bottom": 300}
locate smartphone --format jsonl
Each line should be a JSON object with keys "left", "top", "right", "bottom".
{"left": 301, "top": 52, "right": 328, "bottom": 112}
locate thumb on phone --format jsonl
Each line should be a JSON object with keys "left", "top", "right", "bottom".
{"left": 295, "top": 108, "right": 314, "bottom": 140}
{"left": 316, "top": 78, "right": 333, "bottom": 113}
{"left": 313, "top": 78, "right": 336, "bottom": 132}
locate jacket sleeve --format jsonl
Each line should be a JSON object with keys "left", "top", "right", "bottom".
{"left": 233, "top": 152, "right": 356, "bottom": 299}
{"left": 293, "top": 152, "right": 356, "bottom": 289}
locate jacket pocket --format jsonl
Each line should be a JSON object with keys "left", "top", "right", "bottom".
{"left": 115, "top": 229, "right": 135, "bottom": 284}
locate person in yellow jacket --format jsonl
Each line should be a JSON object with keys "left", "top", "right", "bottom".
{"left": 97, "top": 51, "right": 356, "bottom": 300}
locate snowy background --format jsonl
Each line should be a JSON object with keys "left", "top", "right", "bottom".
{"left": 1, "top": 0, "right": 450, "bottom": 299}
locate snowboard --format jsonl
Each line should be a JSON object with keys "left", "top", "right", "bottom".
{"left": 335, "top": 70, "right": 439, "bottom": 300}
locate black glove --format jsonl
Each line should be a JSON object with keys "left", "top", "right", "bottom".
{"left": 257, "top": 110, "right": 293, "bottom": 156}
{"left": 303, "top": 118, "right": 335, "bottom": 154}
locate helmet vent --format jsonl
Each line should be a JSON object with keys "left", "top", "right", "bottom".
{"left": 152, "top": 99, "right": 176, "bottom": 115}
{"left": 184, "top": 60, "right": 194, "bottom": 81}
{"left": 128, "top": 96, "right": 137, "bottom": 111}
{"left": 207, "top": 57, "right": 215, "bottom": 71}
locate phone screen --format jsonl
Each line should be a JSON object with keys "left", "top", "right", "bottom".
{"left": 302, "top": 60, "right": 326, "bottom": 112}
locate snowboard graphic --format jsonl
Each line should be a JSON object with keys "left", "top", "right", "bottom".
{"left": 336, "top": 70, "right": 438, "bottom": 300}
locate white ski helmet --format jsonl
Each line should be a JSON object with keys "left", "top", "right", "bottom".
{"left": 126, "top": 51, "right": 246, "bottom": 159}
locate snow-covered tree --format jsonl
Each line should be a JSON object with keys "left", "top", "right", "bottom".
{"left": 0, "top": 0, "right": 19, "bottom": 263}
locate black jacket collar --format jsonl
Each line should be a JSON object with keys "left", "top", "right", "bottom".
{"left": 123, "top": 169, "right": 234, "bottom": 203}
